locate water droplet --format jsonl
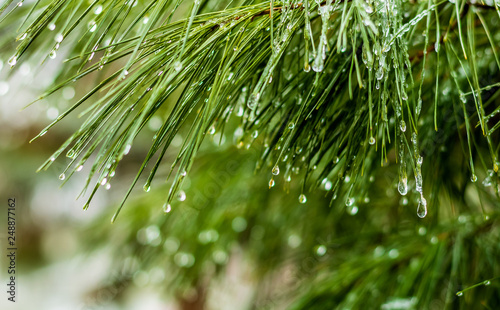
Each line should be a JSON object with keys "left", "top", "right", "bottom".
{"left": 48, "top": 23, "right": 56, "bottom": 31}
{"left": 18, "top": 33, "right": 27, "bottom": 40}
{"left": 400, "top": 120, "right": 406, "bottom": 132}
{"left": 456, "top": 291, "right": 463, "bottom": 297}
{"left": 100, "top": 178, "right": 108, "bottom": 186}
{"left": 298, "top": 194, "right": 307, "bottom": 204}
{"left": 322, "top": 178, "right": 332, "bottom": 191}
{"left": 369, "top": 136, "right": 376, "bottom": 145}
{"left": 315, "top": 245, "right": 327, "bottom": 256}
{"left": 49, "top": 50, "right": 57, "bottom": 59}
{"left": 247, "top": 92, "right": 260, "bottom": 110}
{"left": 484, "top": 280, "right": 491, "bottom": 286}
{"left": 208, "top": 124, "right": 216, "bottom": 135}
{"left": 269, "top": 179, "right": 275, "bottom": 188}
{"left": 76, "top": 165, "right": 83, "bottom": 172}
{"left": 173, "top": 61, "right": 182, "bottom": 72}
{"left": 105, "top": 183, "right": 111, "bottom": 190}
{"left": 180, "top": 169, "right": 187, "bottom": 177}
{"left": 400, "top": 197, "right": 409, "bottom": 205}
{"left": 94, "top": 5, "right": 103, "bottom": 14}
{"left": 89, "top": 22, "right": 97, "bottom": 32}
{"left": 252, "top": 130, "right": 258, "bottom": 138}
{"left": 55, "top": 33, "right": 64, "bottom": 43}
{"left": 123, "top": 144, "right": 132, "bottom": 155}
{"left": 348, "top": 205, "right": 359, "bottom": 215}
{"left": 398, "top": 177, "right": 408, "bottom": 195}
{"left": 163, "top": 203, "right": 172, "bottom": 213}
{"left": 144, "top": 184, "right": 151, "bottom": 192}
{"left": 346, "top": 197, "right": 355, "bottom": 206}
{"left": 8, "top": 56, "right": 17, "bottom": 67}
{"left": 471, "top": 174, "right": 477, "bottom": 182}
{"left": 304, "top": 62, "right": 311, "bottom": 72}
{"left": 417, "top": 197, "right": 427, "bottom": 218}
{"left": 59, "top": 173, "right": 65, "bottom": 180}
{"left": 272, "top": 165, "right": 280, "bottom": 176}
{"left": 177, "top": 190, "right": 186, "bottom": 201}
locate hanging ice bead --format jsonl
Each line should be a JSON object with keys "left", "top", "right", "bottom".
{"left": 269, "top": 179, "right": 275, "bottom": 188}
{"left": 312, "top": 4, "right": 331, "bottom": 72}
{"left": 298, "top": 194, "right": 307, "bottom": 204}
{"left": 173, "top": 61, "right": 182, "bottom": 72}
{"left": 272, "top": 165, "right": 280, "bottom": 176}
{"left": 247, "top": 92, "right": 260, "bottom": 110}
{"left": 8, "top": 56, "right": 17, "bottom": 67}
{"left": 345, "top": 197, "right": 355, "bottom": 206}
{"left": 55, "top": 33, "right": 63, "bottom": 43}
{"left": 417, "top": 196, "right": 427, "bottom": 218}
{"left": 163, "top": 203, "right": 172, "bottom": 213}
{"left": 123, "top": 143, "right": 132, "bottom": 155}
{"left": 398, "top": 177, "right": 408, "bottom": 195}
{"left": 347, "top": 205, "right": 359, "bottom": 215}
{"left": 399, "top": 120, "right": 406, "bottom": 132}
{"left": 177, "top": 190, "right": 186, "bottom": 201}
{"left": 470, "top": 174, "right": 477, "bottom": 182}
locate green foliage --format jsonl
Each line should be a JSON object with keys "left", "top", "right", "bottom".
{"left": 2, "top": 0, "right": 500, "bottom": 308}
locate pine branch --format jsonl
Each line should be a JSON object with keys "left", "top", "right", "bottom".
{"left": 1, "top": 0, "right": 499, "bottom": 223}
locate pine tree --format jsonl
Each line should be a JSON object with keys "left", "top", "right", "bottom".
{"left": 2, "top": 0, "right": 500, "bottom": 308}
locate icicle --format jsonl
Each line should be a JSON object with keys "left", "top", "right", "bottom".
{"left": 398, "top": 127, "right": 408, "bottom": 195}
{"left": 417, "top": 194, "right": 427, "bottom": 218}
{"left": 312, "top": 1, "right": 332, "bottom": 72}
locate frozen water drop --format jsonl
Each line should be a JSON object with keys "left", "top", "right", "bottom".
{"left": 400, "top": 120, "right": 406, "bottom": 132}
{"left": 55, "top": 33, "right": 63, "bottom": 43}
{"left": 272, "top": 165, "right": 280, "bottom": 176}
{"left": 8, "top": 56, "right": 17, "bottom": 67}
{"left": 269, "top": 179, "right": 275, "bottom": 188}
{"left": 417, "top": 197, "right": 427, "bottom": 218}
{"left": 471, "top": 174, "right": 477, "bottom": 182}
{"left": 346, "top": 197, "right": 355, "bottom": 206}
{"left": 348, "top": 205, "right": 359, "bottom": 215}
{"left": 163, "top": 203, "right": 172, "bottom": 213}
{"left": 177, "top": 190, "right": 186, "bottom": 201}
{"left": 123, "top": 144, "right": 131, "bottom": 155}
{"left": 398, "top": 177, "right": 408, "bottom": 195}
{"left": 173, "top": 61, "right": 182, "bottom": 72}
